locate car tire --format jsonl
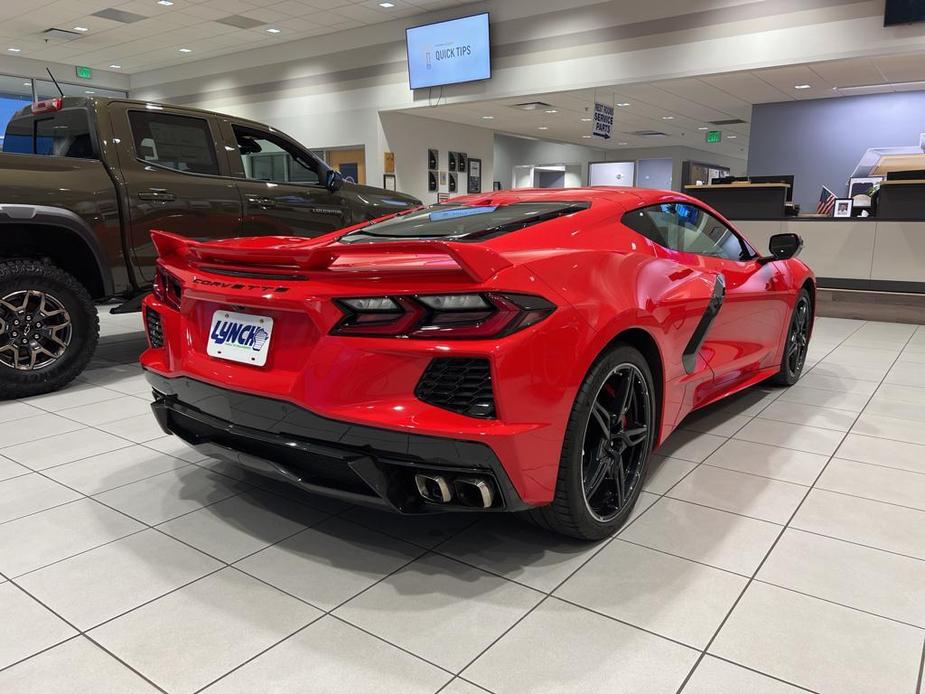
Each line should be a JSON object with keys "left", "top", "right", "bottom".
{"left": 0, "top": 260, "right": 99, "bottom": 400}
{"left": 526, "top": 343, "right": 657, "bottom": 541}
{"left": 770, "top": 288, "right": 813, "bottom": 387}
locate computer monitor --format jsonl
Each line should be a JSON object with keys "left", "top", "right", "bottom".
{"left": 886, "top": 169, "right": 925, "bottom": 181}
{"left": 749, "top": 175, "right": 795, "bottom": 201}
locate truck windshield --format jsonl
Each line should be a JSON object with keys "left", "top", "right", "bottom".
{"left": 2, "top": 109, "right": 95, "bottom": 158}
{"left": 340, "top": 201, "right": 589, "bottom": 243}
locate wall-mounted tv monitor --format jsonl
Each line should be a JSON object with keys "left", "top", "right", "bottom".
{"left": 406, "top": 13, "right": 491, "bottom": 90}
{"left": 884, "top": 0, "right": 925, "bottom": 25}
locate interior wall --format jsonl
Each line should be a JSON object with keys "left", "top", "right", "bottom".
{"left": 493, "top": 134, "right": 607, "bottom": 188}
{"left": 748, "top": 90, "right": 925, "bottom": 210}
{"left": 129, "top": 0, "right": 925, "bottom": 199}
{"left": 379, "top": 111, "right": 494, "bottom": 203}
{"left": 588, "top": 145, "right": 747, "bottom": 190}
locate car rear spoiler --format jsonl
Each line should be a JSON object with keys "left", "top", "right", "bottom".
{"left": 150, "top": 230, "right": 512, "bottom": 283}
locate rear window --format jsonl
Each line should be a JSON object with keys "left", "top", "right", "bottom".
{"left": 340, "top": 201, "right": 589, "bottom": 243}
{"left": 2, "top": 109, "right": 95, "bottom": 158}
{"left": 128, "top": 110, "right": 219, "bottom": 175}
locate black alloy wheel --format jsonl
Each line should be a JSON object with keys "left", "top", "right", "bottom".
{"left": 771, "top": 289, "right": 813, "bottom": 386}
{"left": 581, "top": 364, "right": 652, "bottom": 522}
{"left": 526, "top": 343, "right": 657, "bottom": 540}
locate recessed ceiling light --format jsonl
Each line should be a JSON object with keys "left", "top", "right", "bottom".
{"left": 617, "top": 141, "right": 628, "bottom": 145}
{"left": 109, "top": 64, "right": 121, "bottom": 69}
{"left": 7, "top": 48, "right": 21, "bottom": 52}
{"left": 537, "top": 126, "right": 549, "bottom": 130}
{"left": 580, "top": 117, "right": 592, "bottom": 122}
{"left": 727, "top": 135, "right": 737, "bottom": 139}
{"left": 85, "top": 90, "right": 95, "bottom": 94}
{"left": 582, "top": 135, "right": 592, "bottom": 138}
{"left": 794, "top": 84, "right": 812, "bottom": 89}
{"left": 697, "top": 126, "right": 708, "bottom": 130}
{"left": 266, "top": 27, "right": 281, "bottom": 33}
{"left": 23, "top": 81, "right": 30, "bottom": 86}
{"left": 544, "top": 109, "right": 558, "bottom": 113}
{"left": 178, "top": 47, "right": 192, "bottom": 53}
{"left": 157, "top": 0, "right": 174, "bottom": 5}
{"left": 481, "top": 115, "right": 494, "bottom": 120}
{"left": 616, "top": 102, "right": 630, "bottom": 107}
{"left": 661, "top": 116, "right": 675, "bottom": 120}
{"left": 379, "top": 1, "right": 395, "bottom": 6}
{"left": 73, "top": 26, "right": 88, "bottom": 32}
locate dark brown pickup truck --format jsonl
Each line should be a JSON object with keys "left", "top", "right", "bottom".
{"left": 0, "top": 96, "right": 419, "bottom": 398}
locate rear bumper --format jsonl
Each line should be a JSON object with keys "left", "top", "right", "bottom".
{"left": 146, "top": 371, "right": 530, "bottom": 513}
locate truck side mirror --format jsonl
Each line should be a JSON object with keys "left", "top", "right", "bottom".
{"left": 325, "top": 169, "right": 344, "bottom": 193}
{"left": 758, "top": 233, "right": 803, "bottom": 264}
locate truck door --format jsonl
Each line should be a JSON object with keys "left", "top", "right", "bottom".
{"left": 108, "top": 103, "right": 243, "bottom": 281}
{"left": 221, "top": 122, "right": 349, "bottom": 237}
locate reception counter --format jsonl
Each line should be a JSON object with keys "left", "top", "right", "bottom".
{"left": 734, "top": 219, "right": 925, "bottom": 293}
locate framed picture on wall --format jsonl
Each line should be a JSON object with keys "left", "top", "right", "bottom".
{"left": 457, "top": 152, "right": 468, "bottom": 173}
{"left": 428, "top": 148, "right": 438, "bottom": 171}
{"left": 382, "top": 173, "right": 396, "bottom": 191}
{"left": 833, "top": 199, "right": 853, "bottom": 218}
{"left": 468, "top": 157, "right": 482, "bottom": 193}
{"left": 448, "top": 172, "right": 457, "bottom": 193}
{"left": 448, "top": 152, "right": 457, "bottom": 172}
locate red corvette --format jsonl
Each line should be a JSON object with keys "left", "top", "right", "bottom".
{"left": 141, "top": 188, "right": 814, "bottom": 539}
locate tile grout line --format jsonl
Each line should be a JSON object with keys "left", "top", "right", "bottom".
{"left": 677, "top": 318, "right": 917, "bottom": 693}
{"left": 673, "top": 316, "right": 869, "bottom": 692}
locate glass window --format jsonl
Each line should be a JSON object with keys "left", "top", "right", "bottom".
{"left": 341, "top": 201, "right": 589, "bottom": 243}
{"left": 621, "top": 203, "right": 753, "bottom": 261}
{"left": 233, "top": 126, "right": 321, "bottom": 185}
{"left": 128, "top": 110, "right": 219, "bottom": 175}
{"left": 1, "top": 108, "right": 95, "bottom": 158}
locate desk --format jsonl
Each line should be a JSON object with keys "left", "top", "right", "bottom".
{"left": 734, "top": 219, "right": 925, "bottom": 292}
{"left": 878, "top": 180, "right": 925, "bottom": 220}
{"left": 684, "top": 183, "right": 789, "bottom": 219}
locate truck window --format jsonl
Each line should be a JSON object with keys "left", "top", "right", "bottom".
{"left": 232, "top": 125, "right": 321, "bottom": 185}
{"left": 128, "top": 111, "right": 219, "bottom": 176}
{"left": 2, "top": 110, "right": 95, "bottom": 158}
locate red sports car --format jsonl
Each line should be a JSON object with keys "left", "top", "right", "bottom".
{"left": 141, "top": 188, "right": 813, "bottom": 539}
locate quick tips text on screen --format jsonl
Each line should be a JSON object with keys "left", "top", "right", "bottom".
{"left": 406, "top": 13, "right": 491, "bottom": 90}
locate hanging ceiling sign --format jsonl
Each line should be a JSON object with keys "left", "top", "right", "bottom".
{"left": 592, "top": 101, "right": 614, "bottom": 140}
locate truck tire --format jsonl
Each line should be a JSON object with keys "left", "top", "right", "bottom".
{"left": 0, "top": 260, "right": 99, "bottom": 399}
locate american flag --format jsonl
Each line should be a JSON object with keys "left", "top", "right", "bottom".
{"left": 816, "top": 186, "right": 837, "bottom": 215}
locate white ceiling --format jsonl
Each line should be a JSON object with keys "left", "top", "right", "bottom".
{"left": 397, "top": 52, "right": 925, "bottom": 157}
{"left": 0, "top": 0, "right": 477, "bottom": 73}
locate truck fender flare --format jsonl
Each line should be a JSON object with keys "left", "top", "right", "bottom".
{"left": 0, "top": 204, "right": 114, "bottom": 296}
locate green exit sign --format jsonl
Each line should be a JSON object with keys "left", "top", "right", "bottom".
{"left": 75, "top": 66, "right": 92, "bottom": 80}
{"left": 705, "top": 130, "right": 722, "bottom": 143}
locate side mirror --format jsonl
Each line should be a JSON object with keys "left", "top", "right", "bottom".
{"left": 325, "top": 169, "right": 344, "bottom": 193}
{"left": 759, "top": 233, "right": 803, "bottom": 264}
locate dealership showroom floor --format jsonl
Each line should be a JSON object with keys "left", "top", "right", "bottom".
{"left": 0, "top": 311, "right": 922, "bottom": 693}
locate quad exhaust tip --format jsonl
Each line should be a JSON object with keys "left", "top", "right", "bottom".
{"left": 413, "top": 473, "right": 496, "bottom": 508}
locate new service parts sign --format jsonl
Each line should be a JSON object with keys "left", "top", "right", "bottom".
{"left": 593, "top": 102, "right": 614, "bottom": 140}
{"left": 407, "top": 14, "right": 491, "bottom": 90}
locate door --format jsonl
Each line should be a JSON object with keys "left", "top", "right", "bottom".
{"left": 109, "top": 105, "right": 243, "bottom": 281}
{"left": 225, "top": 124, "right": 349, "bottom": 237}
{"left": 623, "top": 202, "right": 790, "bottom": 394}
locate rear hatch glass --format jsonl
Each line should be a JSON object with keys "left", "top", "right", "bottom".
{"left": 340, "top": 201, "right": 589, "bottom": 243}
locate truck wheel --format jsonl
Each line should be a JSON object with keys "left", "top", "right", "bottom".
{"left": 0, "top": 260, "right": 99, "bottom": 400}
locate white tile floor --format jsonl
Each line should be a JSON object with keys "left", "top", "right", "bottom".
{"left": 1, "top": 310, "right": 925, "bottom": 694}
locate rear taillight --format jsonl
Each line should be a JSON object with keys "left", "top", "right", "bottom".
{"left": 30, "top": 98, "right": 63, "bottom": 114}
{"left": 332, "top": 293, "right": 554, "bottom": 339}
{"left": 152, "top": 265, "right": 182, "bottom": 311}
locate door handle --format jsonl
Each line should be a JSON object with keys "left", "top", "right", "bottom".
{"left": 246, "top": 195, "right": 277, "bottom": 209}
{"left": 137, "top": 191, "right": 177, "bottom": 202}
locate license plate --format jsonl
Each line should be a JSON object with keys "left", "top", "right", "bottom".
{"left": 207, "top": 310, "right": 274, "bottom": 366}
